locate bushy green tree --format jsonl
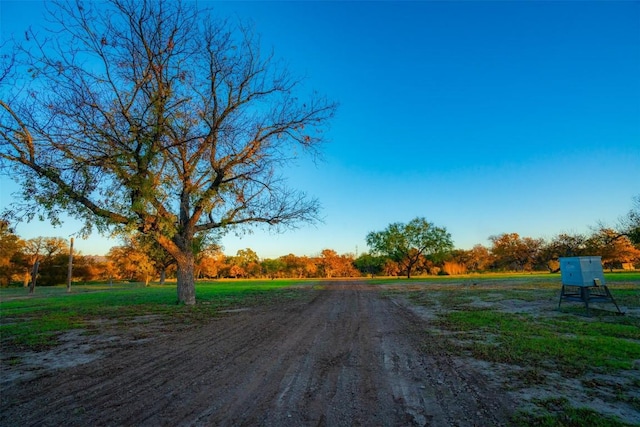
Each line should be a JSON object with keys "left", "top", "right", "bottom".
{"left": 261, "top": 258, "right": 285, "bottom": 279}
{"left": 366, "top": 217, "right": 453, "bottom": 279}
{"left": 353, "top": 253, "right": 386, "bottom": 277}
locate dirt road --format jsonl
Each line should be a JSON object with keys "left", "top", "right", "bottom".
{"left": 1, "top": 282, "right": 514, "bottom": 426}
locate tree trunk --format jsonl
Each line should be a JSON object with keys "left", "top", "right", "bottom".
{"left": 29, "top": 261, "right": 39, "bottom": 294}
{"left": 159, "top": 268, "right": 166, "bottom": 285}
{"left": 404, "top": 258, "right": 414, "bottom": 279}
{"left": 66, "top": 237, "right": 74, "bottom": 293}
{"left": 176, "top": 253, "right": 196, "bottom": 305}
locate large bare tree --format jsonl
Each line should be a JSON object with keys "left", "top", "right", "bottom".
{"left": 0, "top": 0, "right": 336, "bottom": 304}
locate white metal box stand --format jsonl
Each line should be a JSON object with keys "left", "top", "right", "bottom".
{"left": 558, "top": 256, "right": 623, "bottom": 315}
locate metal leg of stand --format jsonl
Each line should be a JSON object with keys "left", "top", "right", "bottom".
{"left": 558, "top": 285, "right": 564, "bottom": 309}
{"left": 582, "top": 287, "right": 590, "bottom": 316}
{"left": 604, "top": 286, "right": 624, "bottom": 315}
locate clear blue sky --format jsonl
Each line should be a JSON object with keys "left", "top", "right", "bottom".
{"left": 1, "top": 1, "right": 639, "bottom": 259}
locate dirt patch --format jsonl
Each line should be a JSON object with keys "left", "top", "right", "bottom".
{"left": 0, "top": 282, "right": 515, "bottom": 426}
{"left": 1, "top": 330, "right": 109, "bottom": 385}
{"left": 390, "top": 290, "right": 640, "bottom": 426}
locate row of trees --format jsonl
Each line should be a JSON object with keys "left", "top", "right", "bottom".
{"left": 0, "top": 222, "right": 361, "bottom": 286}
{"left": 2, "top": 212, "right": 639, "bottom": 287}
{"left": 450, "top": 228, "right": 640, "bottom": 274}
{"left": 0, "top": 223, "right": 75, "bottom": 287}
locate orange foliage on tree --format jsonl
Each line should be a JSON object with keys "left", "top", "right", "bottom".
{"left": 317, "top": 249, "right": 358, "bottom": 278}
{"left": 489, "top": 233, "right": 544, "bottom": 272}
{"left": 586, "top": 228, "right": 640, "bottom": 270}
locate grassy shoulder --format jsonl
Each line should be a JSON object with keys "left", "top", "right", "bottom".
{"left": 381, "top": 273, "right": 640, "bottom": 426}
{"left": 0, "top": 279, "right": 317, "bottom": 351}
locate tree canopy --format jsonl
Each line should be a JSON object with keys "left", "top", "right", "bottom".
{"left": 0, "top": 0, "right": 336, "bottom": 304}
{"left": 366, "top": 217, "right": 453, "bottom": 278}
{"left": 619, "top": 195, "right": 640, "bottom": 245}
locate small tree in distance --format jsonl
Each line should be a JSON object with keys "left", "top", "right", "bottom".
{"left": 366, "top": 217, "right": 454, "bottom": 279}
{"left": 353, "top": 253, "right": 385, "bottom": 278}
{"left": 0, "top": 0, "right": 336, "bottom": 304}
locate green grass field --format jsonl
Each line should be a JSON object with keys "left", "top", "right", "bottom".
{"left": 0, "top": 279, "right": 317, "bottom": 349}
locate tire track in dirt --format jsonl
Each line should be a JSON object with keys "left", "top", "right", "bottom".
{"left": 1, "top": 282, "right": 514, "bottom": 426}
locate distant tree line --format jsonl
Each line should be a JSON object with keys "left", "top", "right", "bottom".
{"left": 1, "top": 202, "right": 639, "bottom": 287}
{"left": 446, "top": 229, "right": 640, "bottom": 275}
